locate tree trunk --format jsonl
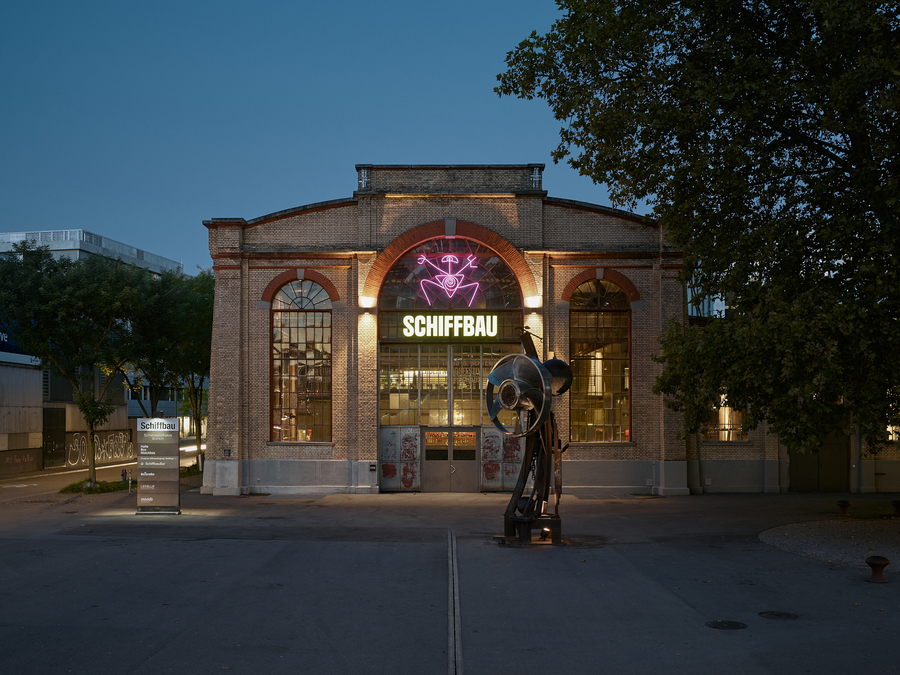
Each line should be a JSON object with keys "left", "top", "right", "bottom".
{"left": 119, "top": 370, "right": 148, "bottom": 417}
{"left": 194, "top": 410, "right": 203, "bottom": 470}
{"left": 150, "top": 386, "right": 162, "bottom": 417}
{"left": 87, "top": 422, "right": 97, "bottom": 484}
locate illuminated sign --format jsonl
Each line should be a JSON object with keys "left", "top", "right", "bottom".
{"left": 0, "top": 323, "right": 27, "bottom": 356}
{"left": 418, "top": 254, "right": 480, "bottom": 307}
{"left": 402, "top": 314, "right": 498, "bottom": 338}
{"left": 136, "top": 418, "right": 180, "bottom": 514}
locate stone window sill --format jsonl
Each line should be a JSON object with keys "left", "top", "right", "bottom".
{"left": 700, "top": 441, "right": 752, "bottom": 446}
{"left": 266, "top": 441, "right": 335, "bottom": 447}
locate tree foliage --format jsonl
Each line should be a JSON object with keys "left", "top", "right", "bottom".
{"left": 169, "top": 270, "right": 214, "bottom": 459}
{"left": 497, "top": 0, "right": 900, "bottom": 450}
{"left": 0, "top": 243, "right": 214, "bottom": 477}
{"left": 117, "top": 270, "right": 183, "bottom": 417}
{"left": 0, "top": 244, "right": 146, "bottom": 480}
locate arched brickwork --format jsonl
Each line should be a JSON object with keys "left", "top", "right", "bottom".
{"left": 261, "top": 268, "right": 340, "bottom": 303}
{"left": 362, "top": 220, "right": 538, "bottom": 299}
{"left": 561, "top": 268, "right": 640, "bottom": 303}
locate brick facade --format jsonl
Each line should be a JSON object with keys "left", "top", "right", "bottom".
{"left": 201, "top": 164, "right": 836, "bottom": 497}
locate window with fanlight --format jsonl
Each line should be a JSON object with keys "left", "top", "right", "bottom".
{"left": 569, "top": 278, "right": 631, "bottom": 442}
{"left": 271, "top": 279, "right": 332, "bottom": 442}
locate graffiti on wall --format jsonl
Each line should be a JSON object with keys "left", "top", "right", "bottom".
{"left": 65, "top": 430, "right": 135, "bottom": 468}
{"left": 0, "top": 449, "right": 40, "bottom": 475}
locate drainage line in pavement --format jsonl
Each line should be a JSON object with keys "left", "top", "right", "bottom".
{"left": 448, "top": 530, "right": 464, "bottom": 675}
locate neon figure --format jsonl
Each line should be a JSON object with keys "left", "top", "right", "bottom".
{"left": 417, "top": 253, "right": 480, "bottom": 307}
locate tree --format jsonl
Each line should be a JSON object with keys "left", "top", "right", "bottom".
{"left": 117, "top": 270, "right": 182, "bottom": 418}
{"left": 497, "top": 0, "right": 900, "bottom": 451}
{"left": 168, "top": 270, "right": 214, "bottom": 463}
{"left": 0, "top": 243, "right": 147, "bottom": 482}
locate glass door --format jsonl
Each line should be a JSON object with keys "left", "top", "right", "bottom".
{"left": 379, "top": 343, "right": 522, "bottom": 492}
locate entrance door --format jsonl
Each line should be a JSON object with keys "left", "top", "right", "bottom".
{"left": 379, "top": 343, "right": 522, "bottom": 492}
{"left": 789, "top": 434, "right": 850, "bottom": 492}
{"left": 449, "top": 430, "right": 478, "bottom": 492}
{"left": 421, "top": 428, "right": 479, "bottom": 492}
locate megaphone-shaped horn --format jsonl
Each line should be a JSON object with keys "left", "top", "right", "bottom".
{"left": 485, "top": 354, "right": 552, "bottom": 437}
{"left": 543, "top": 358, "right": 573, "bottom": 396}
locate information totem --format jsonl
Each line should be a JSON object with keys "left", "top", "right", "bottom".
{"left": 136, "top": 418, "right": 180, "bottom": 515}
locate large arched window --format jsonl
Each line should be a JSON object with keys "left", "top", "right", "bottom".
{"left": 378, "top": 238, "right": 523, "bottom": 310}
{"left": 378, "top": 237, "right": 524, "bottom": 340}
{"left": 271, "top": 279, "right": 332, "bottom": 442}
{"left": 376, "top": 237, "right": 524, "bottom": 429}
{"left": 569, "top": 279, "right": 631, "bottom": 442}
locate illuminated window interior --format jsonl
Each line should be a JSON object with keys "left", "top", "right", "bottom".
{"left": 703, "top": 398, "right": 748, "bottom": 442}
{"left": 378, "top": 343, "right": 520, "bottom": 429}
{"left": 569, "top": 279, "right": 630, "bottom": 442}
{"left": 271, "top": 280, "right": 332, "bottom": 442}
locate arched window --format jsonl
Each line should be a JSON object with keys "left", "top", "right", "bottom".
{"left": 271, "top": 279, "right": 332, "bottom": 442}
{"left": 377, "top": 236, "right": 524, "bottom": 340}
{"left": 378, "top": 237, "right": 523, "bottom": 310}
{"left": 569, "top": 279, "right": 630, "bottom": 442}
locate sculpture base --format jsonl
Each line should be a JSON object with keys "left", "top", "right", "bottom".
{"left": 499, "top": 514, "right": 562, "bottom": 546}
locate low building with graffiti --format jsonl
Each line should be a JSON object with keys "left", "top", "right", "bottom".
{"left": 0, "top": 230, "right": 180, "bottom": 476}
{"left": 0, "top": 332, "right": 136, "bottom": 475}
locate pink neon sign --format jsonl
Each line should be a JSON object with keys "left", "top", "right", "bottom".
{"left": 417, "top": 254, "right": 480, "bottom": 307}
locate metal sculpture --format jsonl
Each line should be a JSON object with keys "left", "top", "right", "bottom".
{"left": 486, "top": 331, "right": 572, "bottom": 544}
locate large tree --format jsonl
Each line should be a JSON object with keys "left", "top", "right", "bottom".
{"left": 168, "top": 270, "right": 214, "bottom": 463}
{"left": 117, "top": 270, "right": 183, "bottom": 418}
{"left": 0, "top": 244, "right": 147, "bottom": 481}
{"left": 497, "top": 0, "right": 900, "bottom": 450}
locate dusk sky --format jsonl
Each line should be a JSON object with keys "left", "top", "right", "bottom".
{"left": 1, "top": 1, "right": 643, "bottom": 273}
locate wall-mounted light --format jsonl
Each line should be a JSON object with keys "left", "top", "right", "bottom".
{"left": 524, "top": 295, "right": 542, "bottom": 309}
{"left": 359, "top": 295, "right": 377, "bottom": 309}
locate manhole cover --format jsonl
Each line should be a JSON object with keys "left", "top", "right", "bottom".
{"left": 759, "top": 611, "right": 798, "bottom": 620}
{"left": 706, "top": 620, "right": 747, "bottom": 630}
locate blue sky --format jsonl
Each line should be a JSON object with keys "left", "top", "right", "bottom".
{"left": 0, "top": 1, "right": 638, "bottom": 273}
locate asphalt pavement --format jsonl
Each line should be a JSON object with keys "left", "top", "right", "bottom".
{"left": 0, "top": 482, "right": 897, "bottom": 674}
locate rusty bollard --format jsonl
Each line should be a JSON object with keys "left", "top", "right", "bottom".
{"left": 892, "top": 500, "right": 900, "bottom": 516}
{"left": 837, "top": 500, "right": 851, "bottom": 517}
{"left": 865, "top": 556, "right": 890, "bottom": 583}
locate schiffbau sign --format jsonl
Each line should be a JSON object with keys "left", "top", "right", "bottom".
{"left": 136, "top": 418, "right": 180, "bottom": 515}
{"left": 401, "top": 313, "right": 498, "bottom": 338}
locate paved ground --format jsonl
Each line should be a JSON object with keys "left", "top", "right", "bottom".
{"left": 0, "top": 483, "right": 897, "bottom": 674}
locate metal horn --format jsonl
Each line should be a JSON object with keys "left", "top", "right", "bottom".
{"left": 543, "top": 358, "right": 574, "bottom": 396}
{"left": 485, "top": 354, "right": 553, "bottom": 437}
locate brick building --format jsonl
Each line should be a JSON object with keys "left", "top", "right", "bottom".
{"left": 201, "top": 164, "right": 894, "bottom": 497}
